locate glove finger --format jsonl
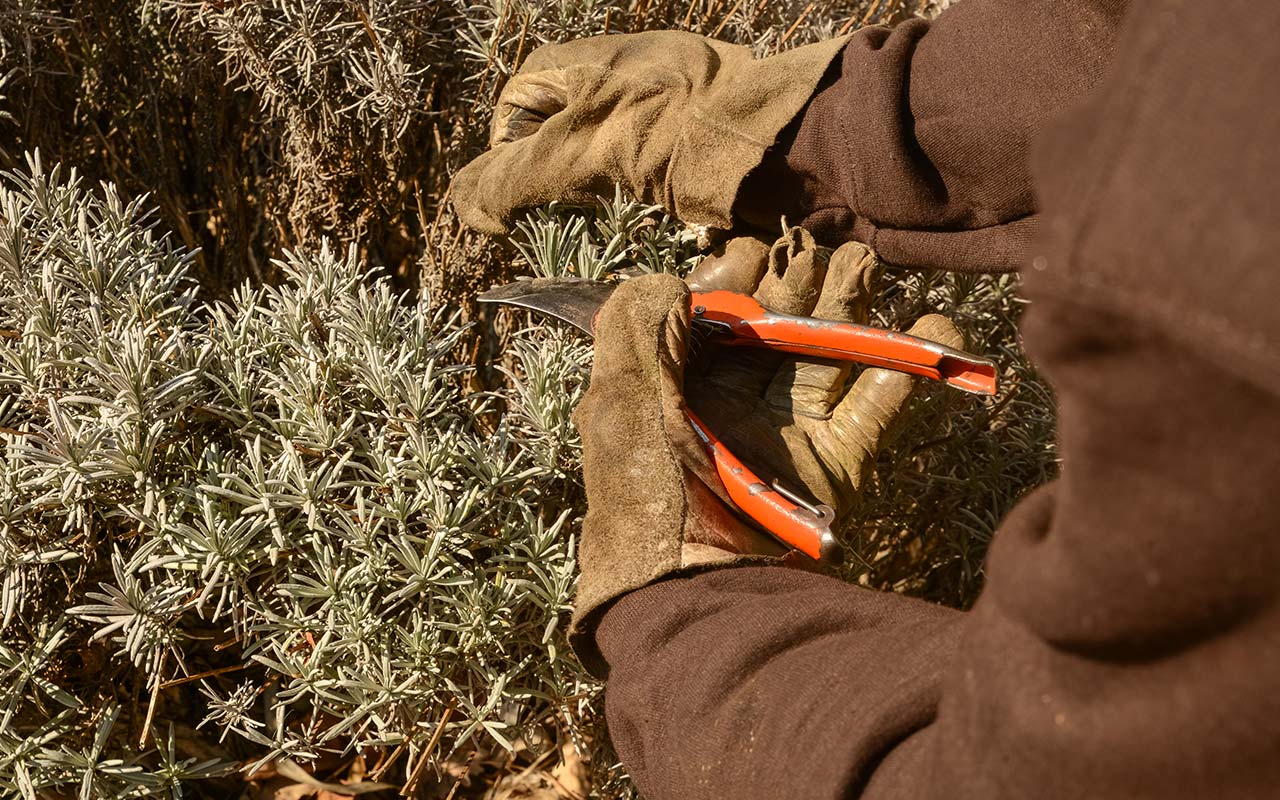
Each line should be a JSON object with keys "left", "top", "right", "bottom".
{"left": 763, "top": 241, "right": 883, "bottom": 419}
{"left": 451, "top": 106, "right": 612, "bottom": 235}
{"left": 698, "top": 226, "right": 826, "bottom": 402}
{"left": 753, "top": 225, "right": 828, "bottom": 315}
{"left": 764, "top": 360, "right": 847, "bottom": 420}
{"left": 455, "top": 55, "right": 620, "bottom": 234}
{"left": 685, "top": 236, "right": 770, "bottom": 294}
{"left": 491, "top": 71, "right": 570, "bottom": 146}
{"left": 812, "top": 240, "right": 882, "bottom": 324}
{"left": 450, "top": 140, "right": 541, "bottom": 235}
{"left": 815, "top": 313, "right": 964, "bottom": 507}
{"left": 902, "top": 312, "right": 965, "bottom": 352}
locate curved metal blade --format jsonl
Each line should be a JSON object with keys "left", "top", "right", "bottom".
{"left": 477, "top": 277, "right": 616, "bottom": 336}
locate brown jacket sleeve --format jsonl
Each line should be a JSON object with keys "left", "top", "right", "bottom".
{"left": 596, "top": 1, "right": 1280, "bottom": 797}
{"left": 737, "top": 0, "right": 1128, "bottom": 272}
{"left": 597, "top": 569, "right": 965, "bottom": 797}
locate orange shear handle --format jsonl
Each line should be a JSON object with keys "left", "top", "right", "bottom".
{"left": 689, "top": 290, "right": 998, "bottom": 396}
{"left": 684, "top": 408, "right": 841, "bottom": 564}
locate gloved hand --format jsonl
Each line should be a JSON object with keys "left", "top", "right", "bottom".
{"left": 569, "top": 230, "right": 965, "bottom": 676}
{"left": 684, "top": 228, "right": 965, "bottom": 517}
{"left": 450, "top": 31, "right": 848, "bottom": 235}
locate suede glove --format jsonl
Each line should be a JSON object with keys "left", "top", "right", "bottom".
{"left": 570, "top": 231, "right": 964, "bottom": 676}
{"left": 450, "top": 31, "right": 849, "bottom": 235}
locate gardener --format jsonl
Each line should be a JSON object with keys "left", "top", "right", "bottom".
{"left": 452, "top": 0, "right": 1280, "bottom": 796}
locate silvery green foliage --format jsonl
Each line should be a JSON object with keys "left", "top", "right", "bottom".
{"left": 0, "top": 155, "right": 600, "bottom": 797}
{"left": 165, "top": 0, "right": 432, "bottom": 159}
{"left": 0, "top": 68, "right": 13, "bottom": 127}
{"left": 511, "top": 188, "right": 702, "bottom": 281}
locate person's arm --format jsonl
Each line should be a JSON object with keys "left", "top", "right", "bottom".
{"left": 597, "top": 2, "right": 1280, "bottom": 797}
{"left": 597, "top": 568, "right": 962, "bottom": 798}
{"left": 600, "top": 317, "right": 1280, "bottom": 799}
{"left": 738, "top": 0, "right": 1129, "bottom": 271}
{"left": 450, "top": 1, "right": 1128, "bottom": 262}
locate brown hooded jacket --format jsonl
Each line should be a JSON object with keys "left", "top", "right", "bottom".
{"left": 595, "top": 2, "right": 1280, "bottom": 797}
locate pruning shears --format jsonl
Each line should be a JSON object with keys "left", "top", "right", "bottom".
{"left": 479, "top": 277, "right": 998, "bottom": 565}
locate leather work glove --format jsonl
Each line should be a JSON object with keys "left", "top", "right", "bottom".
{"left": 569, "top": 229, "right": 965, "bottom": 676}
{"left": 450, "top": 31, "right": 848, "bottom": 236}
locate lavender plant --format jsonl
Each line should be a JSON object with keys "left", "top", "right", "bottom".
{"left": 0, "top": 155, "right": 603, "bottom": 798}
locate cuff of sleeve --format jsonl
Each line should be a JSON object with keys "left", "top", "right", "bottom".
{"left": 667, "top": 35, "right": 851, "bottom": 230}
{"left": 572, "top": 556, "right": 777, "bottom": 680}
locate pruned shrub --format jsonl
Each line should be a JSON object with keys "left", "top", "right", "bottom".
{"left": 0, "top": 155, "right": 596, "bottom": 798}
